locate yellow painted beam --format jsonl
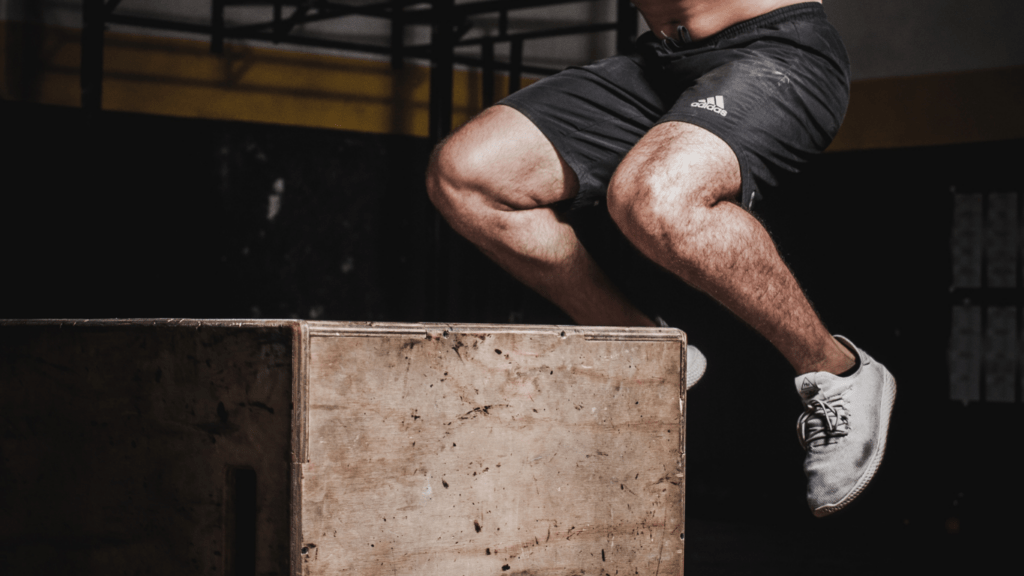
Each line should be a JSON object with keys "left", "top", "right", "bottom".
{"left": 1, "top": 21, "right": 522, "bottom": 137}
{"left": 4, "top": 21, "right": 1022, "bottom": 149}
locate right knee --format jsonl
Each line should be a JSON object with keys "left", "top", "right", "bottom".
{"left": 427, "top": 105, "right": 577, "bottom": 235}
{"left": 426, "top": 133, "right": 502, "bottom": 223}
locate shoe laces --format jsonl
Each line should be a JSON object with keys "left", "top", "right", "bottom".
{"left": 797, "top": 395, "right": 850, "bottom": 450}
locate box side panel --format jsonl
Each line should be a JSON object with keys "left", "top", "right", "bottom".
{"left": 301, "top": 328, "right": 684, "bottom": 575}
{"left": 0, "top": 323, "right": 294, "bottom": 575}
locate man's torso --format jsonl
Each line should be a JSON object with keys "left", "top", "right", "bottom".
{"left": 633, "top": 0, "right": 823, "bottom": 41}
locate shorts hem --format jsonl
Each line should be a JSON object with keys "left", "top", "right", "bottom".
{"left": 495, "top": 100, "right": 594, "bottom": 210}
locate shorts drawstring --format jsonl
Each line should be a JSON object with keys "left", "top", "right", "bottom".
{"left": 659, "top": 25, "right": 692, "bottom": 52}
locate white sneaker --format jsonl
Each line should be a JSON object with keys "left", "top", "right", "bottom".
{"left": 795, "top": 336, "right": 896, "bottom": 517}
{"left": 685, "top": 345, "right": 707, "bottom": 390}
{"left": 655, "top": 316, "right": 706, "bottom": 389}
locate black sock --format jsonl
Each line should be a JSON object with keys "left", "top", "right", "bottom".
{"left": 836, "top": 352, "right": 860, "bottom": 378}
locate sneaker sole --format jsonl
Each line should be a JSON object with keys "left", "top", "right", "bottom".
{"left": 812, "top": 370, "right": 897, "bottom": 518}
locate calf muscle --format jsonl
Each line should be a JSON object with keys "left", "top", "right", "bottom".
{"left": 610, "top": 122, "right": 850, "bottom": 374}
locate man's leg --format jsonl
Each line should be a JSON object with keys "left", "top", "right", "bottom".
{"left": 427, "top": 105, "right": 656, "bottom": 328}
{"left": 606, "top": 121, "right": 853, "bottom": 376}
{"left": 607, "top": 121, "right": 894, "bottom": 517}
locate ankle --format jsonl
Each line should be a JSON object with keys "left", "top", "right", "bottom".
{"left": 823, "top": 338, "right": 857, "bottom": 376}
{"left": 795, "top": 337, "right": 856, "bottom": 375}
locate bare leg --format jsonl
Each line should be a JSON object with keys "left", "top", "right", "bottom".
{"left": 427, "top": 105, "right": 654, "bottom": 327}
{"left": 429, "top": 107, "right": 850, "bottom": 375}
{"left": 607, "top": 122, "right": 853, "bottom": 375}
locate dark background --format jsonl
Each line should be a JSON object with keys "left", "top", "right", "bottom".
{"left": 3, "top": 100, "right": 1022, "bottom": 574}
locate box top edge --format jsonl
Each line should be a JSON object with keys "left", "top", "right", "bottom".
{"left": 0, "top": 320, "right": 685, "bottom": 343}
{"left": 0, "top": 318, "right": 300, "bottom": 328}
{"left": 305, "top": 321, "right": 685, "bottom": 341}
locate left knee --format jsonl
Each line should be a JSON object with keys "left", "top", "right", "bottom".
{"left": 607, "top": 166, "right": 710, "bottom": 252}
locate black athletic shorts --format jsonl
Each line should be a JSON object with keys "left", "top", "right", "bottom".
{"left": 499, "top": 2, "right": 850, "bottom": 210}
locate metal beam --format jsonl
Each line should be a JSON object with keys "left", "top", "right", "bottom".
{"left": 212, "top": 0, "right": 225, "bottom": 53}
{"left": 429, "top": 0, "right": 455, "bottom": 143}
{"left": 391, "top": 0, "right": 406, "bottom": 69}
{"left": 451, "top": 55, "right": 559, "bottom": 76}
{"left": 481, "top": 38, "right": 495, "bottom": 106}
{"left": 82, "top": 0, "right": 105, "bottom": 113}
{"left": 508, "top": 38, "right": 522, "bottom": 93}
{"left": 616, "top": 0, "right": 637, "bottom": 55}
{"left": 272, "top": 1, "right": 283, "bottom": 42}
{"left": 106, "top": 13, "right": 397, "bottom": 55}
{"left": 401, "top": 0, "right": 594, "bottom": 24}
{"left": 404, "top": 21, "right": 616, "bottom": 53}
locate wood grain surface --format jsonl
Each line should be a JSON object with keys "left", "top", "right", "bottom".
{"left": 300, "top": 324, "right": 685, "bottom": 576}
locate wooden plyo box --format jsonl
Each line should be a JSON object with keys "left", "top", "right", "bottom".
{"left": 1, "top": 320, "right": 687, "bottom": 576}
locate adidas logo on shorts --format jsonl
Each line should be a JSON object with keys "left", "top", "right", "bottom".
{"left": 691, "top": 96, "right": 727, "bottom": 117}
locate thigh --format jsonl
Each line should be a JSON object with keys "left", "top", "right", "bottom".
{"left": 656, "top": 38, "right": 850, "bottom": 209}
{"left": 499, "top": 55, "right": 666, "bottom": 209}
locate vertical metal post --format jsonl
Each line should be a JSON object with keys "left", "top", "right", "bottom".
{"left": 616, "top": 0, "right": 638, "bottom": 55}
{"left": 273, "top": 1, "right": 283, "bottom": 43}
{"left": 212, "top": 0, "right": 225, "bottom": 54}
{"left": 428, "top": 0, "right": 457, "bottom": 320}
{"left": 81, "top": 0, "right": 105, "bottom": 113}
{"left": 498, "top": 9, "right": 508, "bottom": 37}
{"left": 1018, "top": 190, "right": 1023, "bottom": 404}
{"left": 482, "top": 38, "right": 495, "bottom": 107}
{"left": 980, "top": 190, "right": 989, "bottom": 402}
{"left": 390, "top": 0, "right": 405, "bottom": 69}
{"left": 509, "top": 38, "right": 523, "bottom": 94}
{"left": 428, "top": 0, "right": 454, "bottom": 144}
